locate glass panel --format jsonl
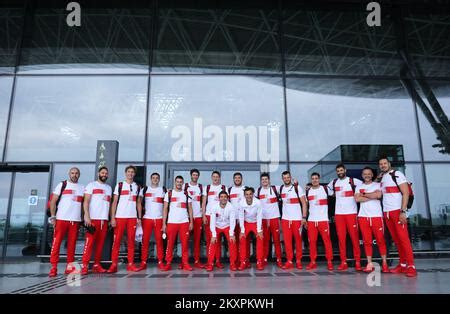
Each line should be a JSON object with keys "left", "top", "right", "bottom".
{"left": 147, "top": 75, "right": 286, "bottom": 162}
{"left": 6, "top": 76, "right": 147, "bottom": 162}
{"left": 0, "top": 172, "right": 12, "bottom": 257}
{"left": 416, "top": 81, "right": 450, "bottom": 161}
{"left": 6, "top": 172, "right": 49, "bottom": 257}
{"left": 0, "top": 77, "right": 13, "bottom": 156}
{"left": 286, "top": 78, "right": 421, "bottom": 162}
{"left": 19, "top": 2, "right": 151, "bottom": 74}
{"left": 154, "top": 6, "right": 280, "bottom": 73}
{"left": 425, "top": 164, "right": 450, "bottom": 250}
{"left": 0, "top": 3, "right": 24, "bottom": 73}
{"left": 282, "top": 7, "right": 401, "bottom": 75}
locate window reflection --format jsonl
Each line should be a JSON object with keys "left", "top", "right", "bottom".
{"left": 0, "top": 77, "right": 13, "bottom": 156}
{"left": 0, "top": 5, "right": 24, "bottom": 73}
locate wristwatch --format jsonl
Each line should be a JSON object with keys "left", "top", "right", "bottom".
{"left": 400, "top": 209, "right": 409, "bottom": 218}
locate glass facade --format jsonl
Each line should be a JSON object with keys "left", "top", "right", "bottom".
{"left": 0, "top": 0, "right": 449, "bottom": 256}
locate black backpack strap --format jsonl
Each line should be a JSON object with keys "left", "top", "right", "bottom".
{"left": 117, "top": 182, "right": 123, "bottom": 204}
{"left": 349, "top": 177, "right": 356, "bottom": 193}
{"left": 257, "top": 186, "right": 262, "bottom": 199}
{"left": 228, "top": 186, "right": 232, "bottom": 195}
{"left": 322, "top": 184, "right": 328, "bottom": 195}
{"left": 271, "top": 185, "right": 279, "bottom": 198}
{"left": 56, "top": 180, "right": 67, "bottom": 208}
{"left": 206, "top": 185, "right": 211, "bottom": 205}
{"left": 163, "top": 186, "right": 167, "bottom": 194}
{"left": 294, "top": 184, "right": 302, "bottom": 204}
{"left": 222, "top": 185, "right": 226, "bottom": 192}
{"left": 199, "top": 184, "right": 203, "bottom": 196}
{"left": 184, "top": 183, "right": 189, "bottom": 194}
{"left": 332, "top": 178, "right": 338, "bottom": 192}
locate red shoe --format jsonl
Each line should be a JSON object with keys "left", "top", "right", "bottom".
{"left": 381, "top": 263, "right": 390, "bottom": 273}
{"left": 406, "top": 266, "right": 417, "bottom": 278}
{"left": 306, "top": 262, "right": 317, "bottom": 270}
{"left": 157, "top": 261, "right": 165, "bottom": 271}
{"left": 355, "top": 261, "right": 363, "bottom": 271}
{"left": 205, "top": 264, "right": 214, "bottom": 272}
{"left": 136, "top": 262, "right": 147, "bottom": 271}
{"left": 276, "top": 259, "right": 284, "bottom": 269}
{"left": 215, "top": 262, "right": 225, "bottom": 269}
{"left": 282, "top": 261, "right": 294, "bottom": 270}
{"left": 48, "top": 266, "right": 58, "bottom": 277}
{"left": 194, "top": 261, "right": 205, "bottom": 269}
{"left": 363, "top": 263, "right": 374, "bottom": 273}
{"left": 106, "top": 263, "right": 118, "bottom": 273}
{"left": 390, "top": 263, "right": 407, "bottom": 274}
{"left": 92, "top": 264, "right": 107, "bottom": 273}
{"left": 178, "top": 264, "right": 183, "bottom": 270}
{"left": 161, "top": 263, "right": 172, "bottom": 272}
{"left": 64, "top": 263, "right": 76, "bottom": 275}
{"left": 126, "top": 263, "right": 141, "bottom": 272}
{"left": 182, "top": 263, "right": 193, "bottom": 271}
{"left": 81, "top": 264, "right": 89, "bottom": 275}
{"left": 327, "top": 261, "right": 334, "bottom": 271}
{"left": 256, "top": 261, "right": 264, "bottom": 271}
{"left": 296, "top": 261, "right": 303, "bottom": 270}
{"left": 230, "top": 263, "right": 237, "bottom": 271}
{"left": 246, "top": 262, "right": 252, "bottom": 269}
{"left": 337, "top": 262, "right": 348, "bottom": 271}
{"left": 263, "top": 259, "right": 268, "bottom": 267}
{"left": 237, "top": 262, "right": 248, "bottom": 271}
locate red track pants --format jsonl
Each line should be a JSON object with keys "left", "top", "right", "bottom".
{"left": 208, "top": 227, "right": 237, "bottom": 265}
{"left": 81, "top": 219, "right": 108, "bottom": 265}
{"left": 263, "top": 218, "right": 282, "bottom": 261}
{"left": 335, "top": 214, "right": 361, "bottom": 263}
{"left": 358, "top": 216, "right": 387, "bottom": 257}
{"left": 192, "top": 217, "right": 203, "bottom": 262}
{"left": 239, "top": 222, "right": 263, "bottom": 263}
{"left": 50, "top": 220, "right": 80, "bottom": 265}
{"left": 234, "top": 222, "right": 240, "bottom": 261}
{"left": 281, "top": 219, "right": 303, "bottom": 263}
{"left": 384, "top": 209, "right": 415, "bottom": 266}
{"left": 141, "top": 218, "right": 164, "bottom": 263}
{"left": 111, "top": 218, "right": 136, "bottom": 264}
{"left": 307, "top": 221, "right": 333, "bottom": 262}
{"left": 165, "top": 222, "right": 190, "bottom": 265}
{"left": 205, "top": 215, "right": 221, "bottom": 262}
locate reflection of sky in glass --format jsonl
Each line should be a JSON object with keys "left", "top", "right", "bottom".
{"left": 147, "top": 76, "right": 286, "bottom": 161}
{"left": 6, "top": 76, "right": 147, "bottom": 162}
{"left": 425, "top": 164, "right": 450, "bottom": 220}
{"left": 286, "top": 81, "right": 421, "bottom": 161}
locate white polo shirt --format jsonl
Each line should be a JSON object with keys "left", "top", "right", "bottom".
{"left": 228, "top": 186, "right": 245, "bottom": 209}
{"left": 306, "top": 185, "right": 329, "bottom": 222}
{"left": 84, "top": 181, "right": 111, "bottom": 220}
{"left": 356, "top": 182, "right": 383, "bottom": 217}
{"left": 140, "top": 186, "right": 165, "bottom": 219}
{"left": 185, "top": 183, "right": 203, "bottom": 218}
{"left": 203, "top": 184, "right": 225, "bottom": 215}
{"left": 381, "top": 170, "right": 408, "bottom": 212}
{"left": 257, "top": 186, "right": 280, "bottom": 219}
{"left": 210, "top": 202, "right": 236, "bottom": 237}
{"left": 165, "top": 190, "right": 192, "bottom": 224}
{"left": 113, "top": 181, "right": 139, "bottom": 218}
{"left": 239, "top": 197, "right": 263, "bottom": 233}
{"left": 53, "top": 181, "right": 85, "bottom": 222}
{"left": 327, "top": 177, "right": 362, "bottom": 215}
{"left": 279, "top": 184, "right": 305, "bottom": 221}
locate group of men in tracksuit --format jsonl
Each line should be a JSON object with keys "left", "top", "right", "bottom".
{"left": 47, "top": 156, "right": 417, "bottom": 278}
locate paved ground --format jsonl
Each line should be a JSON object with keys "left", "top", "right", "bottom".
{"left": 1, "top": 258, "right": 449, "bottom": 294}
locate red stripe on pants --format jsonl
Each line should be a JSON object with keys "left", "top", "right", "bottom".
{"left": 50, "top": 220, "right": 80, "bottom": 265}
{"left": 384, "top": 210, "right": 415, "bottom": 266}
{"left": 165, "top": 222, "right": 190, "bottom": 265}
{"left": 239, "top": 222, "right": 263, "bottom": 263}
{"left": 335, "top": 214, "right": 360, "bottom": 262}
{"left": 208, "top": 227, "right": 237, "bottom": 266}
{"left": 263, "top": 218, "right": 282, "bottom": 260}
{"left": 205, "top": 215, "right": 221, "bottom": 262}
{"left": 281, "top": 219, "right": 303, "bottom": 262}
{"left": 358, "top": 217, "right": 387, "bottom": 257}
{"left": 141, "top": 218, "right": 164, "bottom": 263}
{"left": 111, "top": 218, "right": 137, "bottom": 264}
{"left": 193, "top": 217, "right": 203, "bottom": 262}
{"left": 81, "top": 220, "right": 108, "bottom": 265}
{"left": 307, "top": 221, "right": 333, "bottom": 262}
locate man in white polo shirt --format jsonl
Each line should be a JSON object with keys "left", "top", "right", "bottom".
{"left": 238, "top": 187, "right": 264, "bottom": 271}
{"left": 137, "top": 172, "right": 166, "bottom": 271}
{"left": 228, "top": 172, "right": 245, "bottom": 266}
{"left": 327, "top": 164, "right": 362, "bottom": 271}
{"left": 48, "top": 167, "right": 84, "bottom": 277}
{"left": 161, "top": 176, "right": 194, "bottom": 271}
{"left": 378, "top": 157, "right": 417, "bottom": 277}
{"left": 107, "top": 165, "right": 142, "bottom": 273}
{"left": 354, "top": 167, "right": 389, "bottom": 273}
{"left": 184, "top": 169, "right": 204, "bottom": 269}
{"left": 305, "top": 172, "right": 333, "bottom": 271}
{"left": 279, "top": 171, "right": 308, "bottom": 270}
{"left": 257, "top": 172, "right": 283, "bottom": 269}
{"left": 81, "top": 166, "right": 112, "bottom": 275}
{"left": 202, "top": 171, "right": 226, "bottom": 269}
{"left": 205, "top": 191, "right": 237, "bottom": 272}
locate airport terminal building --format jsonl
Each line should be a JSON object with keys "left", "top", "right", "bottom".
{"left": 0, "top": 0, "right": 449, "bottom": 261}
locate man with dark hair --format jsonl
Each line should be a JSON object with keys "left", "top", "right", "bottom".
{"left": 81, "top": 166, "right": 112, "bottom": 275}
{"left": 161, "top": 176, "right": 194, "bottom": 271}
{"left": 108, "top": 165, "right": 142, "bottom": 273}
{"left": 257, "top": 172, "right": 283, "bottom": 268}
{"left": 205, "top": 191, "right": 237, "bottom": 271}
{"left": 137, "top": 172, "right": 166, "bottom": 271}
{"left": 228, "top": 172, "right": 245, "bottom": 265}
{"left": 327, "top": 164, "right": 362, "bottom": 271}
{"left": 378, "top": 157, "right": 416, "bottom": 277}
{"left": 279, "top": 171, "right": 308, "bottom": 270}
{"left": 202, "top": 171, "right": 226, "bottom": 269}
{"left": 305, "top": 172, "right": 333, "bottom": 271}
{"left": 184, "top": 169, "right": 204, "bottom": 268}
